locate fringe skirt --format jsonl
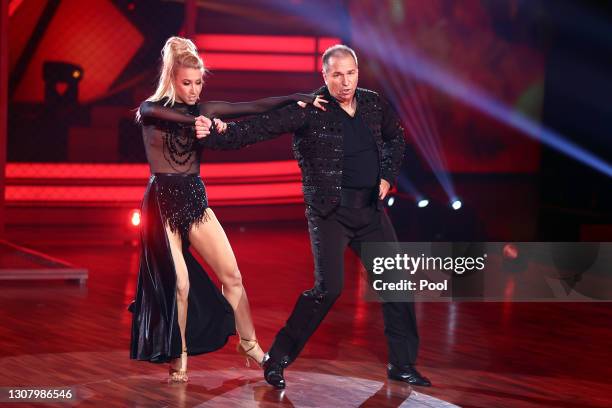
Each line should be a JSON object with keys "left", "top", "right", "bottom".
{"left": 130, "top": 173, "right": 235, "bottom": 363}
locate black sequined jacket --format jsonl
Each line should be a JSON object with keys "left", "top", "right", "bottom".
{"left": 202, "top": 86, "right": 406, "bottom": 215}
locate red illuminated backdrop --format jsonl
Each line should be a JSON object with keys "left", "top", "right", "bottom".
{"left": 5, "top": 0, "right": 546, "bottom": 218}
{"left": 12, "top": 0, "right": 143, "bottom": 103}
{"left": 197, "top": 34, "right": 339, "bottom": 72}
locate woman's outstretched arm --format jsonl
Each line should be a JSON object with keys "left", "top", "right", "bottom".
{"left": 200, "top": 93, "right": 325, "bottom": 119}
{"left": 138, "top": 101, "right": 196, "bottom": 124}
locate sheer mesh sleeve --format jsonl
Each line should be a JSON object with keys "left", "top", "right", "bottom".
{"left": 200, "top": 93, "right": 315, "bottom": 119}
{"left": 139, "top": 101, "right": 197, "bottom": 125}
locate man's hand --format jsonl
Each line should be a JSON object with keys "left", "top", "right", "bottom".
{"left": 195, "top": 115, "right": 212, "bottom": 139}
{"left": 297, "top": 94, "right": 328, "bottom": 111}
{"left": 213, "top": 118, "right": 228, "bottom": 133}
{"left": 379, "top": 179, "right": 391, "bottom": 200}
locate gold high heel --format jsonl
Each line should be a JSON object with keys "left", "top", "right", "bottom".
{"left": 237, "top": 338, "right": 263, "bottom": 368}
{"left": 168, "top": 348, "right": 188, "bottom": 383}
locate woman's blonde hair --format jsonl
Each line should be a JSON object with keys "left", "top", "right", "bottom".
{"left": 136, "top": 36, "right": 206, "bottom": 120}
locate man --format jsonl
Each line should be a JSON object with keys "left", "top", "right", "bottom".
{"left": 196, "top": 45, "right": 431, "bottom": 389}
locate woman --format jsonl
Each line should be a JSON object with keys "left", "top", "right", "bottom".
{"left": 130, "top": 36, "right": 326, "bottom": 382}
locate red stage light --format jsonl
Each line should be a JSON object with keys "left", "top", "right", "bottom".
{"left": 503, "top": 243, "right": 518, "bottom": 260}
{"left": 5, "top": 162, "right": 304, "bottom": 205}
{"left": 196, "top": 34, "right": 316, "bottom": 53}
{"left": 194, "top": 34, "right": 341, "bottom": 72}
{"left": 202, "top": 53, "right": 315, "bottom": 73}
{"left": 130, "top": 209, "right": 141, "bottom": 227}
{"left": 8, "top": 0, "right": 25, "bottom": 17}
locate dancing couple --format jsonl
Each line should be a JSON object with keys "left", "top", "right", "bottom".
{"left": 130, "top": 36, "right": 430, "bottom": 388}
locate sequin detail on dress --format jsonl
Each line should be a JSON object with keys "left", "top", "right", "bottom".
{"left": 155, "top": 174, "right": 209, "bottom": 241}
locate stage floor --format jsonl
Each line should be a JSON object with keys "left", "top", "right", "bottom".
{"left": 1, "top": 222, "right": 611, "bottom": 407}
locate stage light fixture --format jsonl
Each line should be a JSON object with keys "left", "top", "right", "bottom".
{"left": 43, "top": 61, "right": 83, "bottom": 105}
{"left": 417, "top": 199, "right": 429, "bottom": 208}
{"left": 130, "top": 209, "right": 141, "bottom": 227}
{"left": 503, "top": 243, "right": 519, "bottom": 260}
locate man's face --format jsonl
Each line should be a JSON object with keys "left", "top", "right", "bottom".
{"left": 323, "top": 54, "right": 358, "bottom": 104}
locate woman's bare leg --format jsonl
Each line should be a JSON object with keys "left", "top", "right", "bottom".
{"left": 189, "top": 208, "right": 265, "bottom": 364}
{"left": 165, "top": 224, "right": 189, "bottom": 380}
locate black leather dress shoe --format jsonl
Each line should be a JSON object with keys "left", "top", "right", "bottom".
{"left": 387, "top": 364, "right": 432, "bottom": 387}
{"left": 263, "top": 354, "right": 289, "bottom": 389}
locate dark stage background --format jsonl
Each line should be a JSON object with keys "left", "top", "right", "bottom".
{"left": 3, "top": 0, "right": 612, "bottom": 241}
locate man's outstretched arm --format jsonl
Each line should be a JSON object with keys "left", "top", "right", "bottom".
{"left": 197, "top": 103, "right": 309, "bottom": 150}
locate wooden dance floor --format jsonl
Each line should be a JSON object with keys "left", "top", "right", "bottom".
{"left": 1, "top": 223, "right": 611, "bottom": 407}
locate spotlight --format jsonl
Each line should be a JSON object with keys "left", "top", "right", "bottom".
{"left": 130, "top": 209, "right": 141, "bottom": 226}
{"left": 501, "top": 243, "right": 527, "bottom": 273}
{"left": 417, "top": 199, "right": 429, "bottom": 208}
{"left": 387, "top": 196, "right": 395, "bottom": 207}
{"left": 502, "top": 243, "right": 519, "bottom": 260}
{"left": 451, "top": 199, "right": 462, "bottom": 210}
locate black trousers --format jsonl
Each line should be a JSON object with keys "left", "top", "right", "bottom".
{"left": 268, "top": 203, "right": 419, "bottom": 367}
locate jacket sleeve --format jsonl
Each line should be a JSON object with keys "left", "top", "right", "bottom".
{"left": 199, "top": 103, "right": 310, "bottom": 150}
{"left": 379, "top": 96, "right": 406, "bottom": 186}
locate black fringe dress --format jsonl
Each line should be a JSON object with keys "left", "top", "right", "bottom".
{"left": 129, "top": 100, "right": 234, "bottom": 363}
{"left": 129, "top": 94, "right": 309, "bottom": 363}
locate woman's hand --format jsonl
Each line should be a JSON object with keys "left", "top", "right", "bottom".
{"left": 213, "top": 118, "right": 228, "bottom": 133}
{"left": 296, "top": 94, "right": 328, "bottom": 111}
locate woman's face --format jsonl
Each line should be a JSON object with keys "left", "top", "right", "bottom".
{"left": 173, "top": 67, "right": 202, "bottom": 104}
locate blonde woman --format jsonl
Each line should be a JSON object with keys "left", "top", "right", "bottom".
{"left": 129, "top": 36, "right": 326, "bottom": 382}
